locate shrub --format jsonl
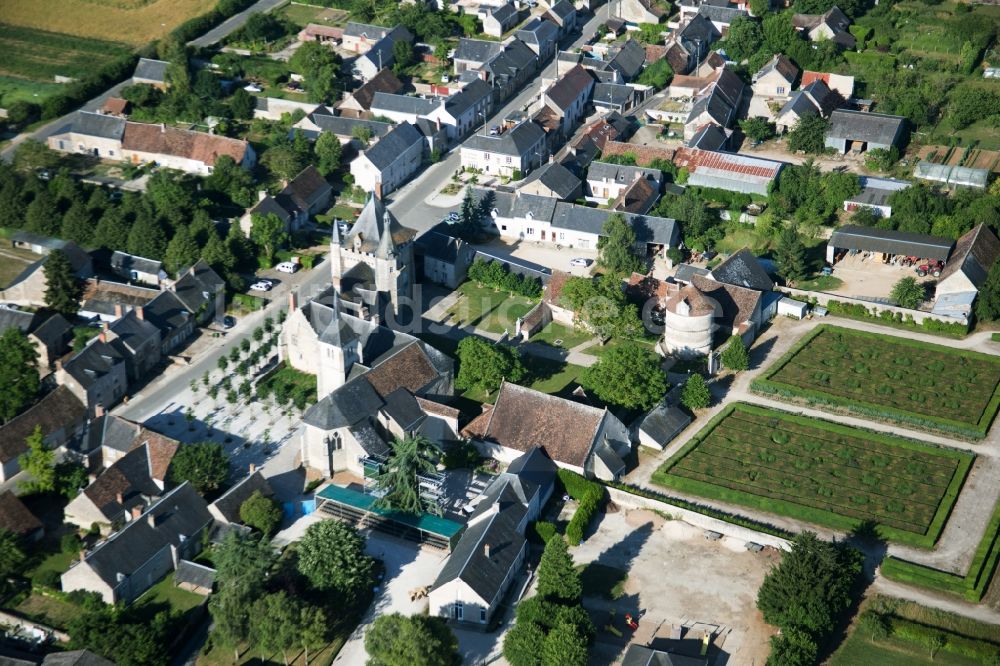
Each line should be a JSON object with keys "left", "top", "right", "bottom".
{"left": 558, "top": 470, "right": 604, "bottom": 546}
{"left": 35, "top": 569, "right": 62, "bottom": 590}
{"left": 533, "top": 521, "right": 558, "bottom": 544}
{"left": 60, "top": 533, "right": 82, "bottom": 554}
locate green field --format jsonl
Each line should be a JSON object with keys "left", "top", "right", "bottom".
{"left": 445, "top": 281, "right": 537, "bottom": 335}
{"left": 752, "top": 325, "right": 1000, "bottom": 439}
{"left": 652, "top": 403, "right": 973, "bottom": 547}
{"left": 0, "top": 24, "right": 131, "bottom": 103}
{"left": 530, "top": 321, "right": 593, "bottom": 350}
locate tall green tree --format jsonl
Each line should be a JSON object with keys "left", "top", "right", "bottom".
{"left": 723, "top": 16, "right": 764, "bottom": 60}
{"left": 126, "top": 214, "right": 168, "bottom": 260}
{"left": 581, "top": 341, "right": 667, "bottom": 411}
{"left": 230, "top": 87, "right": 256, "bottom": 120}
{"left": 541, "top": 622, "right": 589, "bottom": 666}
{"left": 373, "top": 435, "right": 441, "bottom": 515}
{"left": 250, "top": 592, "right": 299, "bottom": 664}
{"left": 296, "top": 519, "right": 374, "bottom": 601}
{"left": 455, "top": 336, "right": 526, "bottom": 393}
{"left": 392, "top": 40, "right": 415, "bottom": 73}
{"left": 720, "top": 335, "right": 749, "bottom": 372}
{"left": 43, "top": 249, "right": 83, "bottom": 317}
{"left": 169, "top": 442, "right": 229, "bottom": 494}
{"left": 740, "top": 117, "right": 776, "bottom": 143}
{"left": 890, "top": 277, "right": 925, "bottom": 309}
{"left": 25, "top": 192, "right": 60, "bottom": 236}
{"left": 560, "top": 275, "right": 643, "bottom": 339}
{"left": 0, "top": 328, "right": 40, "bottom": 423}
{"left": 93, "top": 207, "right": 132, "bottom": 251}
{"left": 0, "top": 529, "right": 26, "bottom": 579}
{"left": 787, "top": 114, "right": 829, "bottom": 154}
{"left": 299, "top": 603, "right": 328, "bottom": 665}
{"left": 239, "top": 490, "right": 283, "bottom": 537}
{"left": 290, "top": 41, "right": 340, "bottom": 103}
{"left": 774, "top": 225, "right": 808, "bottom": 285}
{"left": 60, "top": 201, "right": 94, "bottom": 245}
{"left": 314, "top": 131, "right": 343, "bottom": 176}
{"left": 250, "top": 212, "right": 288, "bottom": 264}
{"left": 536, "top": 537, "right": 582, "bottom": 604}
{"left": 164, "top": 225, "right": 201, "bottom": 275}
{"left": 976, "top": 261, "right": 1000, "bottom": 321}
{"left": 365, "top": 613, "right": 460, "bottom": 666}
{"left": 597, "top": 214, "right": 642, "bottom": 276}
{"left": 503, "top": 621, "right": 546, "bottom": 666}
{"left": 680, "top": 373, "right": 711, "bottom": 410}
{"left": 19, "top": 425, "right": 55, "bottom": 494}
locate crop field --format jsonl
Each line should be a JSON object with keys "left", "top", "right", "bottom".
{"left": 0, "top": 25, "right": 131, "bottom": 88}
{"left": 0, "top": 0, "right": 215, "bottom": 46}
{"left": 753, "top": 326, "right": 1000, "bottom": 439}
{"left": 653, "top": 403, "right": 973, "bottom": 547}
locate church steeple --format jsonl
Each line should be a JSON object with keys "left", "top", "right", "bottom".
{"left": 331, "top": 216, "right": 340, "bottom": 246}
{"left": 376, "top": 211, "right": 395, "bottom": 259}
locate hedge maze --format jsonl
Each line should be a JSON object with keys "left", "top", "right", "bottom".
{"left": 653, "top": 403, "right": 973, "bottom": 547}
{"left": 752, "top": 325, "right": 1000, "bottom": 439}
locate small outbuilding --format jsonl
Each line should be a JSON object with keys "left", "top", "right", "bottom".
{"left": 826, "top": 225, "right": 953, "bottom": 264}
{"left": 174, "top": 559, "right": 216, "bottom": 595}
{"left": 776, "top": 297, "right": 808, "bottom": 319}
{"left": 824, "top": 109, "right": 906, "bottom": 154}
{"left": 633, "top": 401, "right": 692, "bottom": 450}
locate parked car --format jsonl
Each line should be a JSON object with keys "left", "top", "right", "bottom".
{"left": 223, "top": 316, "right": 236, "bottom": 329}
{"left": 441, "top": 75, "right": 450, "bottom": 83}
{"left": 446, "top": 212, "right": 460, "bottom": 221}
{"left": 257, "top": 278, "right": 274, "bottom": 287}
{"left": 250, "top": 281, "right": 272, "bottom": 291}
{"left": 570, "top": 258, "right": 592, "bottom": 267}
{"left": 338, "top": 221, "right": 350, "bottom": 235}
{"left": 276, "top": 262, "right": 300, "bottom": 274}
{"left": 489, "top": 125, "right": 501, "bottom": 136}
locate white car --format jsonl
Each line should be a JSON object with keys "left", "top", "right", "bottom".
{"left": 570, "top": 258, "right": 592, "bottom": 267}
{"left": 275, "top": 262, "right": 300, "bottom": 274}
{"left": 250, "top": 281, "right": 272, "bottom": 291}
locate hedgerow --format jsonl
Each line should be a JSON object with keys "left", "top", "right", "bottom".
{"left": 557, "top": 469, "right": 604, "bottom": 546}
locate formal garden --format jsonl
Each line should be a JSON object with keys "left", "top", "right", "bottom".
{"left": 652, "top": 403, "right": 973, "bottom": 547}
{"left": 752, "top": 325, "right": 1000, "bottom": 439}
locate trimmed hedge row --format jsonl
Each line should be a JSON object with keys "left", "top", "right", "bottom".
{"left": 557, "top": 469, "right": 604, "bottom": 546}
{"left": 816, "top": 298, "right": 969, "bottom": 339}
{"left": 881, "top": 498, "right": 1000, "bottom": 602}
{"left": 752, "top": 325, "right": 1000, "bottom": 440}
{"left": 890, "top": 617, "right": 1000, "bottom": 661}
{"left": 651, "top": 402, "right": 973, "bottom": 548}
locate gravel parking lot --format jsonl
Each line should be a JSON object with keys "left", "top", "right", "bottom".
{"left": 829, "top": 252, "right": 937, "bottom": 301}
{"left": 472, "top": 237, "right": 598, "bottom": 276}
{"left": 571, "top": 509, "right": 778, "bottom": 666}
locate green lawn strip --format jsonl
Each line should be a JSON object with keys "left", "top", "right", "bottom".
{"left": 14, "top": 592, "right": 80, "bottom": 630}
{"left": 882, "top": 497, "right": 1000, "bottom": 602}
{"left": 830, "top": 621, "right": 995, "bottom": 666}
{"left": 26, "top": 551, "right": 75, "bottom": 582}
{"left": 753, "top": 325, "right": 1000, "bottom": 439}
{"left": 653, "top": 403, "right": 972, "bottom": 548}
{"left": 992, "top": 332, "right": 1000, "bottom": 343}
{"left": 530, "top": 321, "right": 592, "bottom": 350}
{"left": 583, "top": 336, "right": 657, "bottom": 358}
{"left": 135, "top": 573, "right": 205, "bottom": 615}
{"left": 0, "top": 25, "right": 130, "bottom": 82}
{"left": 446, "top": 282, "right": 537, "bottom": 334}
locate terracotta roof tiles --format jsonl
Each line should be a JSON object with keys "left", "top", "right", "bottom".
{"left": 122, "top": 122, "right": 249, "bottom": 166}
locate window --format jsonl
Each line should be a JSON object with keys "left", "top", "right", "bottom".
{"left": 480, "top": 608, "right": 487, "bottom": 623}
{"left": 559, "top": 232, "right": 565, "bottom": 241}
{"left": 501, "top": 224, "right": 507, "bottom": 231}
{"left": 453, "top": 602, "right": 463, "bottom": 620}
{"left": 506, "top": 156, "right": 512, "bottom": 164}
{"left": 776, "top": 86, "right": 786, "bottom": 95}
{"left": 484, "top": 153, "right": 491, "bottom": 160}
{"left": 527, "top": 227, "right": 534, "bottom": 235}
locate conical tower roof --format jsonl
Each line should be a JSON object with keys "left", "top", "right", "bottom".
{"left": 345, "top": 192, "right": 416, "bottom": 253}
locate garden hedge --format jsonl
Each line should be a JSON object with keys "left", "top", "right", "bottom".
{"left": 651, "top": 402, "right": 973, "bottom": 548}
{"left": 890, "top": 617, "right": 1000, "bottom": 661}
{"left": 752, "top": 325, "right": 1000, "bottom": 440}
{"left": 881, "top": 498, "right": 1000, "bottom": 602}
{"left": 557, "top": 469, "right": 604, "bottom": 546}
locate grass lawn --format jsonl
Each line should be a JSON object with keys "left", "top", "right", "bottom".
{"left": 583, "top": 337, "right": 658, "bottom": 358}
{"left": 577, "top": 562, "right": 628, "bottom": 600}
{"left": 993, "top": 332, "right": 1000, "bottom": 343}
{"left": 795, "top": 275, "right": 844, "bottom": 292}
{"left": 198, "top": 635, "right": 348, "bottom": 666}
{"left": 279, "top": 4, "right": 348, "bottom": 27}
{"left": 445, "top": 282, "right": 537, "bottom": 335}
{"left": 14, "top": 592, "right": 80, "bottom": 630}
{"left": 753, "top": 325, "right": 1000, "bottom": 439}
{"left": 0, "top": 75, "right": 63, "bottom": 107}
{"left": 0, "top": 25, "right": 131, "bottom": 84}
{"left": 0, "top": 244, "right": 42, "bottom": 288}
{"left": 652, "top": 402, "right": 973, "bottom": 547}
{"left": 714, "top": 225, "right": 768, "bottom": 255}
{"left": 26, "top": 551, "right": 75, "bottom": 582}
{"left": 530, "top": 322, "right": 593, "bottom": 350}
{"left": 136, "top": 573, "right": 205, "bottom": 615}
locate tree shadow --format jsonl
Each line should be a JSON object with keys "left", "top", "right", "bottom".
{"left": 845, "top": 519, "right": 888, "bottom": 584}
{"left": 748, "top": 335, "right": 777, "bottom": 371}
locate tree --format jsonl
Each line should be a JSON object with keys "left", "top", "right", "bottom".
{"left": 122, "top": 83, "right": 162, "bottom": 108}
{"left": 864, "top": 147, "right": 899, "bottom": 172}
{"left": 537, "top": 537, "right": 582, "bottom": 604}
{"left": 504, "top": 621, "right": 546, "bottom": 666}
{"left": 740, "top": 116, "right": 776, "bottom": 143}
{"left": 890, "top": 276, "right": 925, "bottom": 309}
{"left": 315, "top": 131, "right": 343, "bottom": 176}
{"left": 229, "top": 87, "right": 256, "bottom": 120}
{"left": 93, "top": 207, "right": 132, "bottom": 251}
{"left": 7, "top": 100, "right": 40, "bottom": 127}
{"left": 61, "top": 202, "right": 94, "bottom": 245}
{"left": 25, "top": 192, "right": 60, "bottom": 236}
{"left": 365, "top": 613, "right": 460, "bottom": 666}
{"left": 373, "top": 435, "right": 441, "bottom": 515}
{"left": 19, "top": 425, "right": 55, "bottom": 493}
{"left": 597, "top": 214, "right": 643, "bottom": 275}
{"left": 164, "top": 225, "right": 201, "bottom": 275}
{"left": 43, "top": 249, "right": 83, "bottom": 317}
{"left": 251, "top": 592, "right": 299, "bottom": 664}
{"left": 290, "top": 41, "right": 341, "bottom": 103}
{"left": 774, "top": 224, "right": 808, "bottom": 285}
{"left": 768, "top": 627, "right": 818, "bottom": 666}
{"left": 757, "top": 532, "right": 862, "bottom": 637}
{"left": 724, "top": 16, "right": 764, "bottom": 61}
{"left": 54, "top": 461, "right": 88, "bottom": 499}
{"left": 214, "top": 530, "right": 276, "bottom": 596}
{"left": 250, "top": 212, "right": 288, "bottom": 263}
{"left": 297, "top": 519, "right": 374, "bottom": 601}
{"left": 126, "top": 214, "right": 168, "bottom": 261}
{"left": 976, "top": 261, "right": 1000, "bottom": 321}
{"left": 170, "top": 442, "right": 229, "bottom": 494}
{"left": 0, "top": 328, "right": 40, "bottom": 423}
{"left": 680, "top": 374, "right": 711, "bottom": 410}
{"left": 749, "top": 0, "right": 769, "bottom": 16}
{"left": 581, "top": 341, "right": 667, "bottom": 411}
{"left": 239, "top": 490, "right": 283, "bottom": 536}
{"left": 0, "top": 529, "right": 26, "bottom": 578}
{"left": 262, "top": 144, "right": 306, "bottom": 181}
{"left": 392, "top": 40, "right": 415, "bottom": 73}
{"left": 352, "top": 124, "right": 374, "bottom": 145}
{"left": 720, "top": 335, "right": 749, "bottom": 372}
{"left": 859, "top": 610, "right": 891, "bottom": 641}
{"left": 559, "top": 275, "right": 643, "bottom": 340}
{"left": 636, "top": 58, "right": 672, "bottom": 89}
{"left": 541, "top": 622, "right": 589, "bottom": 666}
{"left": 299, "top": 603, "right": 328, "bottom": 665}
{"left": 787, "top": 114, "right": 829, "bottom": 154}
{"left": 455, "top": 336, "right": 526, "bottom": 393}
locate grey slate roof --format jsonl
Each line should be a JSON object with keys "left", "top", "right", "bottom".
{"left": 64, "top": 340, "right": 125, "bottom": 389}
{"left": 209, "top": 470, "right": 274, "bottom": 524}
{"left": 304, "top": 113, "right": 392, "bottom": 138}
{"left": 688, "top": 123, "right": 728, "bottom": 150}
{"left": 445, "top": 79, "right": 492, "bottom": 118}
{"left": 174, "top": 559, "right": 216, "bottom": 590}
{"left": 520, "top": 161, "right": 582, "bottom": 199}
{"left": 30, "top": 312, "right": 73, "bottom": 351}
{"left": 697, "top": 4, "right": 748, "bottom": 24}
{"left": 635, "top": 401, "right": 691, "bottom": 445}
{"left": 370, "top": 92, "right": 441, "bottom": 117}
{"left": 108, "top": 309, "right": 160, "bottom": 357}
{"left": 172, "top": 260, "right": 224, "bottom": 315}
{"left": 829, "top": 224, "right": 953, "bottom": 261}
{"left": 679, "top": 13, "right": 720, "bottom": 45}
{"left": 133, "top": 58, "right": 168, "bottom": 83}
{"left": 588, "top": 161, "right": 661, "bottom": 186}
{"left": 42, "top": 651, "right": 117, "bottom": 666}
{"left": 0, "top": 308, "right": 36, "bottom": 334}
{"left": 516, "top": 17, "right": 559, "bottom": 46}
{"left": 489, "top": 2, "right": 518, "bottom": 25}
{"left": 382, "top": 387, "right": 425, "bottom": 430}
{"left": 74, "top": 482, "right": 211, "bottom": 589}
{"left": 621, "top": 645, "right": 709, "bottom": 666}
{"left": 350, "top": 421, "right": 391, "bottom": 457}
{"left": 710, "top": 248, "right": 773, "bottom": 291}
{"left": 142, "top": 290, "right": 190, "bottom": 338}
{"left": 454, "top": 38, "right": 504, "bottom": 64}
{"left": 305, "top": 373, "right": 385, "bottom": 430}
{"left": 826, "top": 109, "right": 905, "bottom": 145}
{"left": 594, "top": 83, "right": 635, "bottom": 108}
{"left": 606, "top": 39, "right": 646, "bottom": 81}
{"left": 464, "top": 121, "right": 545, "bottom": 157}
{"left": 361, "top": 121, "right": 423, "bottom": 170}
{"left": 86, "top": 414, "right": 140, "bottom": 454}
{"left": 549, "top": 0, "right": 576, "bottom": 20}
{"left": 544, "top": 65, "right": 594, "bottom": 112}
{"left": 65, "top": 111, "right": 127, "bottom": 140}
{"left": 110, "top": 251, "right": 162, "bottom": 278}
{"left": 673, "top": 263, "right": 710, "bottom": 283}
{"left": 416, "top": 228, "right": 464, "bottom": 263}
{"left": 778, "top": 90, "right": 819, "bottom": 120}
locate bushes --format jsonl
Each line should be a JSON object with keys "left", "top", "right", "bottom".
{"left": 558, "top": 469, "right": 604, "bottom": 546}
{"left": 467, "top": 258, "right": 542, "bottom": 299}
{"left": 821, "top": 298, "right": 968, "bottom": 338}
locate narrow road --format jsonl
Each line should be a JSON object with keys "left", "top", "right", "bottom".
{"left": 188, "top": 0, "right": 288, "bottom": 48}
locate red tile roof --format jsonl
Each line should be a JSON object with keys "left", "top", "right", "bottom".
{"left": 0, "top": 491, "right": 43, "bottom": 536}
{"left": 122, "top": 122, "right": 249, "bottom": 166}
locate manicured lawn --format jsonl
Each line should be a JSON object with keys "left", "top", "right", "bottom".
{"left": 0, "top": 75, "right": 63, "bottom": 107}
{"left": 753, "top": 325, "right": 1000, "bottom": 439}
{"left": 714, "top": 225, "right": 767, "bottom": 255}
{"left": 15, "top": 593, "right": 80, "bottom": 630}
{"left": 583, "top": 337, "right": 657, "bottom": 358}
{"left": 795, "top": 275, "right": 844, "bottom": 292}
{"left": 27, "top": 551, "right": 75, "bottom": 582}
{"left": 445, "top": 282, "right": 537, "bottom": 335}
{"left": 527, "top": 358, "right": 586, "bottom": 398}
{"left": 279, "top": 4, "right": 348, "bottom": 27}
{"left": 530, "top": 322, "right": 593, "bottom": 350}
{"left": 652, "top": 403, "right": 973, "bottom": 547}
{"left": 577, "top": 562, "right": 628, "bottom": 600}
{"left": 135, "top": 573, "right": 205, "bottom": 615}
{"left": 198, "top": 634, "right": 348, "bottom": 666}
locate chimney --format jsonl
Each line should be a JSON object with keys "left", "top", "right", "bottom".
{"left": 484, "top": 543, "right": 491, "bottom": 558}
{"left": 288, "top": 291, "right": 298, "bottom": 313}
{"left": 79, "top": 549, "right": 86, "bottom": 562}
{"left": 114, "top": 303, "right": 123, "bottom": 318}
{"left": 98, "top": 330, "right": 106, "bottom": 344}
{"left": 249, "top": 463, "right": 257, "bottom": 474}
{"left": 374, "top": 182, "right": 382, "bottom": 200}
{"left": 258, "top": 190, "right": 268, "bottom": 202}
{"left": 55, "top": 359, "right": 63, "bottom": 372}
{"left": 131, "top": 505, "right": 142, "bottom": 519}
{"left": 136, "top": 306, "right": 144, "bottom": 321}
{"left": 95, "top": 403, "right": 105, "bottom": 418}
{"left": 115, "top": 492, "right": 123, "bottom": 505}
{"left": 147, "top": 513, "right": 156, "bottom": 528}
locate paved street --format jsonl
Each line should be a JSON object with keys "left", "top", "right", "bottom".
{"left": 188, "top": 0, "right": 287, "bottom": 47}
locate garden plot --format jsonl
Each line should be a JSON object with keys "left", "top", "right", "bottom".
{"left": 753, "top": 325, "right": 1000, "bottom": 439}
{"left": 653, "top": 403, "right": 973, "bottom": 547}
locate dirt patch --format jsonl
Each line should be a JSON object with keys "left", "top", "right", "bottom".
{"left": 623, "top": 508, "right": 666, "bottom": 530}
